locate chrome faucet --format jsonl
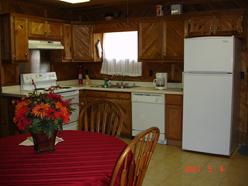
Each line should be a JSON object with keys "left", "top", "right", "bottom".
{"left": 120, "top": 74, "right": 125, "bottom": 88}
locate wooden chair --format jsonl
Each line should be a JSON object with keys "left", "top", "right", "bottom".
{"left": 110, "top": 127, "right": 160, "bottom": 186}
{"left": 78, "top": 99, "right": 124, "bottom": 136}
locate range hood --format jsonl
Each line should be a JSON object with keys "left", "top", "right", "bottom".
{"left": 28, "top": 40, "right": 64, "bottom": 49}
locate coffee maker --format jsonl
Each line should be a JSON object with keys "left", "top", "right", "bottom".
{"left": 153, "top": 73, "right": 168, "bottom": 90}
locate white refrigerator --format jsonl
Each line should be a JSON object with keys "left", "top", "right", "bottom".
{"left": 182, "top": 36, "right": 240, "bottom": 156}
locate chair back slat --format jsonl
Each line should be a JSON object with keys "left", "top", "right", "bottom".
{"left": 110, "top": 127, "right": 160, "bottom": 186}
{"left": 78, "top": 100, "right": 124, "bottom": 137}
{"left": 96, "top": 110, "right": 101, "bottom": 132}
{"left": 90, "top": 108, "right": 95, "bottom": 132}
{"left": 102, "top": 110, "right": 108, "bottom": 134}
{"left": 84, "top": 111, "right": 88, "bottom": 131}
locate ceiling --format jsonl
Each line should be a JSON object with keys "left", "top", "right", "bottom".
{"left": 25, "top": 0, "right": 149, "bottom": 9}
{"left": 24, "top": 0, "right": 248, "bottom": 10}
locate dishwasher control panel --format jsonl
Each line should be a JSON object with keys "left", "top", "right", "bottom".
{"left": 131, "top": 93, "right": 165, "bottom": 104}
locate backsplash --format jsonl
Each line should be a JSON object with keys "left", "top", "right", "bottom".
{"left": 53, "top": 62, "right": 183, "bottom": 83}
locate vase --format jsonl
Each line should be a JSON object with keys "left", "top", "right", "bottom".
{"left": 31, "top": 130, "right": 58, "bottom": 153}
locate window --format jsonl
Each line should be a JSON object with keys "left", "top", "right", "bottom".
{"left": 100, "top": 31, "right": 142, "bottom": 76}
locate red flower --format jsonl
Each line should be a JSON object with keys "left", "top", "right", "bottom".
{"left": 47, "top": 92, "right": 62, "bottom": 101}
{"left": 54, "top": 111, "right": 61, "bottom": 120}
{"left": 16, "top": 117, "right": 31, "bottom": 130}
{"left": 45, "top": 108, "right": 56, "bottom": 119}
{"left": 14, "top": 106, "right": 29, "bottom": 122}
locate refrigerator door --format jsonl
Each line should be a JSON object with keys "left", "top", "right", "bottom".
{"left": 184, "top": 36, "right": 235, "bottom": 73}
{"left": 182, "top": 73, "right": 233, "bottom": 155}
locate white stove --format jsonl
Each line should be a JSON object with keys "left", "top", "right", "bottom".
{"left": 20, "top": 72, "right": 77, "bottom": 93}
{"left": 20, "top": 72, "right": 79, "bottom": 130}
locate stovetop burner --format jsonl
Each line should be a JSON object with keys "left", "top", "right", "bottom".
{"left": 45, "top": 85, "right": 72, "bottom": 92}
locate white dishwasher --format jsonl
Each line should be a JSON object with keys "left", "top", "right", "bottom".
{"left": 132, "top": 93, "right": 166, "bottom": 144}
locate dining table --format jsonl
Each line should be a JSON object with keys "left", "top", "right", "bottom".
{"left": 0, "top": 130, "right": 127, "bottom": 186}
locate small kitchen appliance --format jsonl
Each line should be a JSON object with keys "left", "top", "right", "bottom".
{"left": 153, "top": 73, "right": 167, "bottom": 90}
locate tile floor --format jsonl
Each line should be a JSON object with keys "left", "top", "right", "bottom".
{"left": 142, "top": 144, "right": 248, "bottom": 186}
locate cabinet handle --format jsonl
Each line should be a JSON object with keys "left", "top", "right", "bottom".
{"left": 80, "top": 102, "right": 85, "bottom": 107}
{"left": 210, "top": 25, "right": 212, "bottom": 33}
{"left": 213, "top": 25, "right": 218, "bottom": 33}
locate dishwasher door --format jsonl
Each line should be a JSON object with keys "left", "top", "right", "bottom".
{"left": 132, "top": 93, "right": 166, "bottom": 144}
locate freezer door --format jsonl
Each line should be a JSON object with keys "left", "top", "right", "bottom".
{"left": 182, "top": 73, "right": 233, "bottom": 155}
{"left": 184, "top": 36, "right": 235, "bottom": 73}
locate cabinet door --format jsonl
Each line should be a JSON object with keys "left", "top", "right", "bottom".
{"left": 164, "top": 20, "right": 184, "bottom": 60}
{"left": 62, "top": 24, "right": 73, "bottom": 62}
{"left": 166, "top": 95, "right": 183, "bottom": 143}
{"left": 139, "top": 20, "right": 164, "bottom": 60}
{"left": 166, "top": 104, "right": 182, "bottom": 140}
{"left": 46, "top": 21, "right": 62, "bottom": 40}
{"left": 1, "top": 63, "right": 19, "bottom": 85}
{"left": 0, "top": 96, "right": 19, "bottom": 137}
{"left": 215, "top": 14, "right": 244, "bottom": 35}
{"left": 72, "top": 24, "right": 94, "bottom": 61}
{"left": 28, "top": 18, "right": 46, "bottom": 38}
{"left": 185, "top": 16, "right": 214, "bottom": 37}
{"left": 109, "top": 98, "right": 131, "bottom": 137}
{"left": 80, "top": 90, "right": 132, "bottom": 137}
{"left": 13, "top": 16, "right": 29, "bottom": 61}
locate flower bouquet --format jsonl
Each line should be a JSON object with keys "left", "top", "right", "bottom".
{"left": 13, "top": 91, "right": 74, "bottom": 152}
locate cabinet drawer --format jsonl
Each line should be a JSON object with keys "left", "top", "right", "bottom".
{"left": 166, "top": 94, "right": 182, "bottom": 105}
{"left": 84, "top": 90, "right": 131, "bottom": 100}
{"left": 105, "top": 92, "right": 130, "bottom": 100}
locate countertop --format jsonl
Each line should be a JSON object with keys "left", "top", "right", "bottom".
{"left": 1, "top": 79, "right": 183, "bottom": 97}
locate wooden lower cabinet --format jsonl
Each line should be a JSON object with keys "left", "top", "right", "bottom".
{"left": 80, "top": 90, "right": 132, "bottom": 137}
{"left": 165, "top": 94, "right": 183, "bottom": 146}
{"left": 0, "top": 96, "right": 20, "bottom": 137}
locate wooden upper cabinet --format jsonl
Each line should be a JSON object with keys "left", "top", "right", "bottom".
{"left": 139, "top": 18, "right": 184, "bottom": 62}
{"left": 0, "top": 14, "right": 29, "bottom": 63}
{"left": 139, "top": 20, "right": 164, "bottom": 60}
{"left": 185, "top": 12, "right": 245, "bottom": 37}
{"left": 62, "top": 24, "right": 73, "bottom": 61}
{"left": 28, "top": 18, "right": 62, "bottom": 40}
{"left": 215, "top": 14, "right": 244, "bottom": 35}
{"left": 72, "top": 24, "right": 94, "bottom": 62}
{"left": 12, "top": 16, "right": 29, "bottom": 61}
{"left": 46, "top": 21, "right": 62, "bottom": 40}
{"left": 185, "top": 15, "right": 214, "bottom": 37}
{"left": 28, "top": 18, "right": 46, "bottom": 38}
{"left": 164, "top": 19, "right": 184, "bottom": 60}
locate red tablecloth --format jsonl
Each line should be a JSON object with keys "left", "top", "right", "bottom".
{"left": 0, "top": 130, "right": 126, "bottom": 186}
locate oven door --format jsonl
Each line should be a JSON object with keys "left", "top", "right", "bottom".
{"left": 58, "top": 90, "right": 79, "bottom": 130}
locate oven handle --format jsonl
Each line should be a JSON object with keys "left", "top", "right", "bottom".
{"left": 59, "top": 90, "right": 79, "bottom": 98}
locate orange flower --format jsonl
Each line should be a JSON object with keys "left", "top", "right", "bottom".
{"left": 55, "top": 102, "right": 63, "bottom": 109}
{"left": 32, "top": 103, "right": 50, "bottom": 118}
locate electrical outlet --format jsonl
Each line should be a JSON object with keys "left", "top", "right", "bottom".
{"left": 149, "top": 70, "right": 153, "bottom": 76}
{"left": 240, "top": 71, "right": 245, "bottom": 80}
